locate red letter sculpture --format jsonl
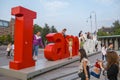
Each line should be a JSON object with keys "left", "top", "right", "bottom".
{"left": 44, "top": 33, "right": 65, "bottom": 60}
{"left": 9, "top": 6, "right": 36, "bottom": 70}
{"left": 44, "top": 33, "right": 79, "bottom": 61}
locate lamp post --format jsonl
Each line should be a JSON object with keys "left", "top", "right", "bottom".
{"left": 86, "top": 16, "right": 92, "bottom": 33}
{"left": 90, "top": 14, "right": 92, "bottom": 33}
{"left": 91, "top": 11, "right": 97, "bottom": 32}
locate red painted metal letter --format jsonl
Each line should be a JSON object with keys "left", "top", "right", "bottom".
{"left": 44, "top": 33, "right": 65, "bottom": 60}
{"left": 44, "top": 33, "right": 79, "bottom": 61}
{"left": 9, "top": 6, "right": 36, "bottom": 70}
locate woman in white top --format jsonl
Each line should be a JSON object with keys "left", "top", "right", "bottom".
{"left": 101, "top": 44, "right": 107, "bottom": 61}
{"left": 78, "top": 49, "right": 90, "bottom": 80}
{"left": 6, "top": 42, "right": 12, "bottom": 58}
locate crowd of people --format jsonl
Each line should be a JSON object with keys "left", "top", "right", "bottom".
{"left": 78, "top": 43, "right": 119, "bottom": 80}
{"left": 5, "top": 28, "right": 119, "bottom": 80}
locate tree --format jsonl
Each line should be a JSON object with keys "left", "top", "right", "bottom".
{"left": 34, "top": 24, "right": 43, "bottom": 34}
{"left": 97, "top": 20, "right": 120, "bottom": 36}
{"left": 0, "top": 36, "right": 3, "bottom": 45}
{"left": 112, "top": 20, "right": 120, "bottom": 35}
{"left": 6, "top": 34, "right": 12, "bottom": 42}
{"left": 97, "top": 30, "right": 109, "bottom": 36}
{"left": 0, "top": 35, "right": 6, "bottom": 43}
{"left": 33, "top": 23, "right": 58, "bottom": 46}
{"left": 41, "top": 23, "right": 51, "bottom": 45}
{"left": 50, "top": 25, "right": 58, "bottom": 33}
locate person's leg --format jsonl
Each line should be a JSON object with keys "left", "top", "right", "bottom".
{"left": 103, "top": 55, "right": 105, "bottom": 60}
{"left": 33, "top": 45, "right": 35, "bottom": 56}
{"left": 104, "top": 55, "right": 106, "bottom": 61}
{"left": 7, "top": 51, "right": 10, "bottom": 58}
{"left": 33, "top": 45, "right": 39, "bottom": 60}
{"left": 34, "top": 45, "right": 39, "bottom": 56}
{"left": 70, "top": 52, "right": 72, "bottom": 59}
{"left": 102, "top": 54, "right": 104, "bottom": 60}
{"left": 70, "top": 47, "right": 72, "bottom": 58}
{"left": 68, "top": 47, "right": 72, "bottom": 59}
{"left": 8, "top": 51, "right": 10, "bottom": 56}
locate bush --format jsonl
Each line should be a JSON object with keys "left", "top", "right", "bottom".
{"left": 0, "top": 35, "right": 12, "bottom": 45}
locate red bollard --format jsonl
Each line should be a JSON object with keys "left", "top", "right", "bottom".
{"left": 9, "top": 6, "right": 36, "bottom": 70}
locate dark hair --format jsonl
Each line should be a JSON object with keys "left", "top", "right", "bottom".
{"left": 78, "top": 31, "right": 82, "bottom": 37}
{"left": 79, "top": 48, "right": 88, "bottom": 62}
{"left": 63, "top": 28, "right": 67, "bottom": 31}
{"left": 35, "top": 31, "right": 40, "bottom": 34}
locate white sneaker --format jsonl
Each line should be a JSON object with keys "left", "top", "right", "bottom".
{"left": 33, "top": 56, "right": 38, "bottom": 60}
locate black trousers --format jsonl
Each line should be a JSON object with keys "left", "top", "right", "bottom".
{"left": 7, "top": 51, "right": 11, "bottom": 56}
{"left": 102, "top": 54, "right": 106, "bottom": 61}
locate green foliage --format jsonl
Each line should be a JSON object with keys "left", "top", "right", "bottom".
{"left": 112, "top": 20, "right": 120, "bottom": 35}
{"left": 0, "top": 35, "right": 12, "bottom": 45}
{"left": 0, "top": 35, "right": 6, "bottom": 43}
{"left": 34, "top": 24, "right": 43, "bottom": 34}
{"left": 41, "top": 23, "right": 51, "bottom": 43}
{"left": 51, "top": 25, "right": 58, "bottom": 33}
{"left": 97, "top": 20, "right": 120, "bottom": 36}
{"left": 0, "top": 36, "right": 3, "bottom": 44}
{"left": 6, "top": 34, "right": 12, "bottom": 42}
{"left": 97, "top": 30, "right": 109, "bottom": 36}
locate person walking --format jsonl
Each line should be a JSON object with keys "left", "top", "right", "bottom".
{"left": 101, "top": 44, "right": 107, "bottom": 61}
{"left": 6, "top": 42, "right": 12, "bottom": 58}
{"left": 33, "top": 31, "right": 44, "bottom": 60}
{"left": 99, "top": 51, "right": 119, "bottom": 80}
{"left": 79, "top": 32, "right": 85, "bottom": 49}
{"left": 78, "top": 48, "right": 90, "bottom": 80}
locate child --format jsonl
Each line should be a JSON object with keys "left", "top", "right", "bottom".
{"left": 33, "top": 31, "right": 44, "bottom": 60}
{"left": 68, "top": 38, "right": 73, "bottom": 59}
{"left": 6, "top": 42, "right": 12, "bottom": 58}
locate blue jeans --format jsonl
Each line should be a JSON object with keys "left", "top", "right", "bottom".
{"left": 33, "top": 45, "right": 39, "bottom": 56}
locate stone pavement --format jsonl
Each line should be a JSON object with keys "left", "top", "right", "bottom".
{"left": 0, "top": 45, "right": 44, "bottom": 80}
{"left": 31, "top": 53, "right": 107, "bottom": 80}
{"left": 0, "top": 45, "right": 120, "bottom": 80}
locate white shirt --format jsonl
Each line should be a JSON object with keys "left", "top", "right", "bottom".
{"left": 11, "top": 44, "right": 14, "bottom": 50}
{"left": 101, "top": 46, "right": 107, "bottom": 55}
{"left": 35, "top": 35, "right": 41, "bottom": 39}
{"left": 79, "top": 58, "right": 90, "bottom": 72}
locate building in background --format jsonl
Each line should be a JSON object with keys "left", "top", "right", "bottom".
{"left": 0, "top": 18, "right": 14, "bottom": 38}
{"left": 98, "top": 27, "right": 113, "bottom": 34}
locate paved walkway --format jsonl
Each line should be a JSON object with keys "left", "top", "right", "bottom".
{"left": 0, "top": 45, "right": 120, "bottom": 80}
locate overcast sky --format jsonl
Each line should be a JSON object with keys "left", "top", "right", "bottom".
{"left": 0, "top": 0, "right": 120, "bottom": 36}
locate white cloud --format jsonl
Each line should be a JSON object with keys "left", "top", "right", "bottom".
{"left": 95, "top": 0, "right": 118, "bottom": 5}
{"left": 39, "top": 0, "right": 70, "bottom": 17}
{"left": 40, "top": 0, "right": 69, "bottom": 12}
{"left": 45, "top": 0, "right": 69, "bottom": 11}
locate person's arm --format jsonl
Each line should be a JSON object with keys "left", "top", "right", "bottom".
{"left": 39, "top": 38, "right": 44, "bottom": 48}
{"left": 99, "top": 61, "right": 105, "bottom": 70}
{"left": 83, "top": 60, "right": 89, "bottom": 80}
